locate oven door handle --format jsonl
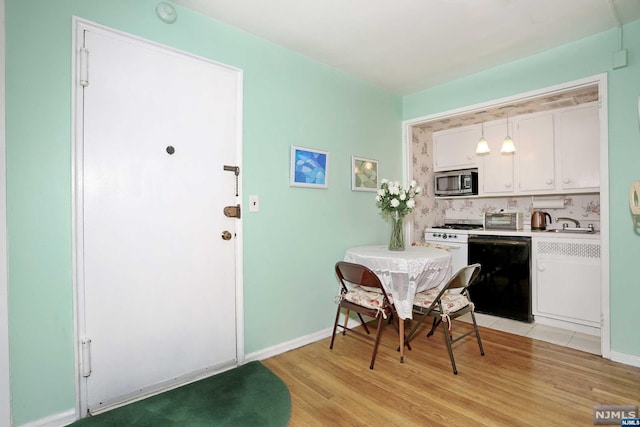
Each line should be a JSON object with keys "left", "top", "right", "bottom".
{"left": 469, "top": 239, "right": 529, "bottom": 246}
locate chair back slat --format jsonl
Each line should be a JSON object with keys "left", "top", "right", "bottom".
{"left": 335, "top": 261, "right": 384, "bottom": 291}
{"left": 445, "top": 263, "right": 481, "bottom": 292}
{"left": 425, "top": 263, "right": 481, "bottom": 310}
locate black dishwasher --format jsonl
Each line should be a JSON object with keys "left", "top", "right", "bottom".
{"left": 468, "top": 235, "right": 533, "bottom": 322}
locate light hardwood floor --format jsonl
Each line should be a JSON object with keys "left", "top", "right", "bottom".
{"left": 262, "top": 320, "right": 640, "bottom": 426}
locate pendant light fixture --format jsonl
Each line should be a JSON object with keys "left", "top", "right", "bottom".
{"left": 475, "top": 122, "right": 490, "bottom": 154}
{"left": 501, "top": 114, "right": 516, "bottom": 153}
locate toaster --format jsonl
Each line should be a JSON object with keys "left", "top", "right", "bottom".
{"left": 483, "top": 212, "right": 524, "bottom": 230}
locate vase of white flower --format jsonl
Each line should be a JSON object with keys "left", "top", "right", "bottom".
{"left": 389, "top": 210, "right": 405, "bottom": 251}
{"left": 375, "top": 179, "right": 421, "bottom": 251}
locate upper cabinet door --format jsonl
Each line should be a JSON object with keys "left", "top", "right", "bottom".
{"left": 515, "top": 113, "right": 555, "bottom": 192}
{"left": 557, "top": 104, "right": 600, "bottom": 191}
{"left": 479, "top": 120, "right": 514, "bottom": 194}
{"left": 432, "top": 125, "right": 480, "bottom": 171}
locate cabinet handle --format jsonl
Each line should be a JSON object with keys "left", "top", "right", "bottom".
{"left": 537, "top": 264, "right": 545, "bottom": 272}
{"left": 545, "top": 178, "right": 553, "bottom": 185}
{"left": 467, "top": 154, "right": 473, "bottom": 160}
{"left": 505, "top": 182, "right": 512, "bottom": 188}
{"left": 563, "top": 178, "right": 571, "bottom": 184}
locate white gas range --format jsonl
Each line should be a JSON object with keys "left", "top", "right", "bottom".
{"left": 424, "top": 220, "right": 484, "bottom": 276}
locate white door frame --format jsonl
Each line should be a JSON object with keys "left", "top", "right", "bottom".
{"left": 401, "top": 73, "right": 610, "bottom": 358}
{"left": 1, "top": 0, "right": 12, "bottom": 425}
{"left": 71, "top": 18, "right": 244, "bottom": 417}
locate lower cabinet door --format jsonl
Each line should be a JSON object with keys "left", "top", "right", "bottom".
{"left": 535, "top": 258, "right": 600, "bottom": 326}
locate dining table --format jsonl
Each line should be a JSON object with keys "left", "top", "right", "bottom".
{"left": 344, "top": 245, "right": 452, "bottom": 362}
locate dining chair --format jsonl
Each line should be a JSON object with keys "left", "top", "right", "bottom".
{"left": 405, "top": 263, "right": 484, "bottom": 374}
{"left": 330, "top": 261, "right": 405, "bottom": 369}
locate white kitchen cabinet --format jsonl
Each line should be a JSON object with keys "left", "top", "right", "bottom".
{"left": 515, "top": 113, "right": 555, "bottom": 192}
{"left": 479, "top": 120, "right": 514, "bottom": 194}
{"left": 556, "top": 103, "right": 600, "bottom": 191}
{"left": 532, "top": 236, "right": 600, "bottom": 329}
{"left": 432, "top": 125, "right": 480, "bottom": 171}
{"left": 475, "top": 103, "right": 599, "bottom": 197}
{"left": 433, "top": 103, "right": 599, "bottom": 197}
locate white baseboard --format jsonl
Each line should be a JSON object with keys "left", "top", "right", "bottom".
{"left": 245, "top": 315, "right": 364, "bottom": 362}
{"left": 609, "top": 350, "right": 640, "bottom": 368}
{"left": 533, "top": 315, "right": 601, "bottom": 336}
{"left": 245, "top": 327, "right": 333, "bottom": 362}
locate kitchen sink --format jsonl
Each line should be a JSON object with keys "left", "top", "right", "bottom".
{"left": 544, "top": 227, "right": 596, "bottom": 234}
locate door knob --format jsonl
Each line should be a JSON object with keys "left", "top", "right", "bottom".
{"left": 221, "top": 230, "right": 232, "bottom": 240}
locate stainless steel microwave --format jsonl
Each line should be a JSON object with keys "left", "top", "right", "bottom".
{"left": 434, "top": 169, "right": 478, "bottom": 196}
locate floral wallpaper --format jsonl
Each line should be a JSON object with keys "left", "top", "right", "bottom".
{"left": 410, "top": 121, "right": 601, "bottom": 243}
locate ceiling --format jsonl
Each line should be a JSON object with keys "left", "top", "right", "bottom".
{"left": 173, "top": 0, "right": 640, "bottom": 95}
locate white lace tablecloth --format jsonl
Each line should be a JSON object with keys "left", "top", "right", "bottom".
{"left": 344, "top": 245, "right": 452, "bottom": 319}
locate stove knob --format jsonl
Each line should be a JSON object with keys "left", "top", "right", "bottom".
{"left": 450, "top": 234, "right": 457, "bottom": 239}
{"left": 442, "top": 234, "right": 448, "bottom": 240}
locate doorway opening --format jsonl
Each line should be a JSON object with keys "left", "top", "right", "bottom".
{"left": 401, "top": 74, "right": 609, "bottom": 358}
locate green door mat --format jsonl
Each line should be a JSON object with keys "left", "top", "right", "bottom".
{"left": 72, "top": 361, "right": 291, "bottom": 427}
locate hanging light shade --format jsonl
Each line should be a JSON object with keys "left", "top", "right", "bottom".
{"left": 476, "top": 122, "right": 491, "bottom": 154}
{"left": 476, "top": 122, "right": 490, "bottom": 154}
{"left": 501, "top": 115, "right": 516, "bottom": 153}
{"left": 476, "top": 137, "right": 490, "bottom": 154}
{"left": 501, "top": 136, "right": 516, "bottom": 153}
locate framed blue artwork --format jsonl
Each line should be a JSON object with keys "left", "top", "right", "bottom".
{"left": 290, "top": 145, "right": 329, "bottom": 188}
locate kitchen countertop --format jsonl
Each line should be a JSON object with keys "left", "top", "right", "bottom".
{"left": 469, "top": 228, "right": 600, "bottom": 239}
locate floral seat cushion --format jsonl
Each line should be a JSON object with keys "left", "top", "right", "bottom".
{"left": 413, "top": 287, "right": 470, "bottom": 314}
{"left": 341, "top": 286, "right": 393, "bottom": 318}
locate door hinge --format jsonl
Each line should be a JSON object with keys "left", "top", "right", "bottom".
{"left": 80, "top": 47, "right": 89, "bottom": 87}
{"left": 81, "top": 338, "right": 92, "bottom": 377}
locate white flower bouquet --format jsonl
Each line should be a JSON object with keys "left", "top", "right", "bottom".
{"left": 375, "top": 179, "right": 421, "bottom": 250}
{"left": 375, "top": 179, "right": 421, "bottom": 218}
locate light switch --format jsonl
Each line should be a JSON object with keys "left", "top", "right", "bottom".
{"left": 249, "top": 195, "right": 259, "bottom": 212}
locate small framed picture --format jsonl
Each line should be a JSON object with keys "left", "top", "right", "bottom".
{"left": 290, "top": 145, "right": 329, "bottom": 188}
{"left": 351, "top": 156, "right": 379, "bottom": 192}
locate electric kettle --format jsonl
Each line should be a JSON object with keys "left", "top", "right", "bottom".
{"left": 531, "top": 210, "right": 552, "bottom": 231}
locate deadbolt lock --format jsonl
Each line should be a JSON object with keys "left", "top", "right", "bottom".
{"left": 224, "top": 204, "right": 241, "bottom": 219}
{"left": 221, "top": 231, "right": 232, "bottom": 240}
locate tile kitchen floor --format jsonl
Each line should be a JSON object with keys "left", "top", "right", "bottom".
{"left": 459, "top": 313, "right": 601, "bottom": 355}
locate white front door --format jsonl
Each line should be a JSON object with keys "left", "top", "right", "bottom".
{"left": 75, "top": 23, "right": 241, "bottom": 414}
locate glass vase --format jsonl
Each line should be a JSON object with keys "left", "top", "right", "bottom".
{"left": 388, "top": 212, "right": 405, "bottom": 251}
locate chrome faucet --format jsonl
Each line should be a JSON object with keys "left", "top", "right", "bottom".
{"left": 556, "top": 217, "right": 581, "bottom": 228}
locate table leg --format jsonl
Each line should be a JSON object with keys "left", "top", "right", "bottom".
{"left": 399, "top": 318, "right": 404, "bottom": 363}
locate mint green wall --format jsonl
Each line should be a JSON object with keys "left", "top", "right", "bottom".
{"left": 5, "top": 1, "right": 401, "bottom": 424}
{"left": 8, "top": 0, "right": 640, "bottom": 424}
{"left": 404, "top": 21, "right": 640, "bottom": 358}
